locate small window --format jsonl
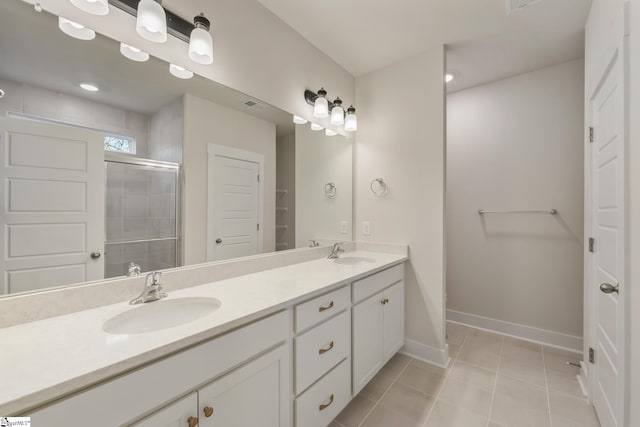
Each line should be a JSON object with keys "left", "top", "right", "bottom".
{"left": 104, "top": 135, "right": 135, "bottom": 154}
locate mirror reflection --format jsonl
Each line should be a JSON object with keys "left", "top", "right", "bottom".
{"left": 0, "top": 0, "right": 352, "bottom": 296}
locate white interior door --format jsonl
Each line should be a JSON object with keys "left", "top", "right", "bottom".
{"left": 589, "top": 50, "right": 625, "bottom": 427}
{"left": 208, "top": 146, "right": 262, "bottom": 261}
{"left": 0, "top": 117, "right": 105, "bottom": 294}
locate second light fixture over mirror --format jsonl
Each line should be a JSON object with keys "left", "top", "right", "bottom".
{"left": 304, "top": 87, "right": 358, "bottom": 133}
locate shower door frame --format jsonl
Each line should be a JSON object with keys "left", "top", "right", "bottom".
{"left": 104, "top": 152, "right": 182, "bottom": 271}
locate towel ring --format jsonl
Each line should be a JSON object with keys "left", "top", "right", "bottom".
{"left": 370, "top": 178, "right": 389, "bottom": 197}
{"left": 324, "top": 182, "right": 337, "bottom": 199}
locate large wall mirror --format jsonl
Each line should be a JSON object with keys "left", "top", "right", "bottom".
{"left": 0, "top": 0, "right": 353, "bottom": 297}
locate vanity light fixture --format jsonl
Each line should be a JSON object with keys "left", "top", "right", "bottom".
{"left": 136, "top": 0, "right": 167, "bottom": 43}
{"left": 79, "top": 82, "right": 99, "bottom": 92}
{"left": 34, "top": 2, "right": 43, "bottom": 12}
{"left": 313, "top": 87, "right": 329, "bottom": 118}
{"left": 330, "top": 97, "right": 344, "bottom": 126}
{"left": 58, "top": 17, "right": 96, "bottom": 40}
{"left": 445, "top": 73, "right": 455, "bottom": 83}
{"left": 293, "top": 115, "right": 308, "bottom": 125}
{"left": 0, "top": 88, "right": 5, "bottom": 99}
{"left": 189, "top": 13, "right": 213, "bottom": 65}
{"left": 344, "top": 106, "right": 358, "bottom": 132}
{"left": 70, "top": 0, "right": 109, "bottom": 16}
{"left": 120, "top": 43, "right": 150, "bottom": 62}
{"left": 169, "top": 63, "right": 193, "bottom": 79}
{"left": 325, "top": 129, "right": 337, "bottom": 137}
{"left": 310, "top": 123, "right": 324, "bottom": 131}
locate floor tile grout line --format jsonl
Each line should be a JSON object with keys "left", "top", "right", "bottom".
{"left": 419, "top": 329, "right": 470, "bottom": 427}
{"left": 484, "top": 335, "right": 504, "bottom": 427}
{"left": 356, "top": 357, "right": 412, "bottom": 427}
{"left": 542, "top": 346, "right": 554, "bottom": 427}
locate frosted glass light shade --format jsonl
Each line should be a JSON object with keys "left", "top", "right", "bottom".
{"left": 344, "top": 106, "right": 357, "bottom": 132}
{"left": 313, "top": 96, "right": 329, "bottom": 118}
{"left": 310, "top": 123, "right": 324, "bottom": 131}
{"left": 70, "top": 0, "right": 109, "bottom": 16}
{"left": 58, "top": 17, "right": 95, "bottom": 40}
{"left": 136, "top": 0, "right": 167, "bottom": 43}
{"left": 330, "top": 105, "right": 344, "bottom": 126}
{"left": 189, "top": 28, "right": 213, "bottom": 65}
{"left": 325, "top": 129, "right": 337, "bottom": 137}
{"left": 120, "top": 43, "right": 149, "bottom": 62}
{"left": 293, "top": 115, "right": 308, "bottom": 125}
{"left": 169, "top": 64, "right": 193, "bottom": 79}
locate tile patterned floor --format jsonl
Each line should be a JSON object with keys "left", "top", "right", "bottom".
{"left": 332, "top": 323, "right": 600, "bottom": 427}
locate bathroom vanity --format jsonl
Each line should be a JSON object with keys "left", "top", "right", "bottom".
{"left": 0, "top": 249, "right": 407, "bottom": 426}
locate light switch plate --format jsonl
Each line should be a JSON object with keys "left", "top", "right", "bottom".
{"left": 340, "top": 221, "right": 348, "bottom": 234}
{"left": 362, "top": 221, "right": 371, "bottom": 236}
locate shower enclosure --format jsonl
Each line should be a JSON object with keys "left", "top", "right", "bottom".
{"left": 104, "top": 154, "right": 180, "bottom": 279}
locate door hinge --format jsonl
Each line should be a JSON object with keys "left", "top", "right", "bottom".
{"left": 257, "top": 223, "right": 260, "bottom": 231}
{"left": 589, "top": 237, "right": 595, "bottom": 253}
{"left": 589, "top": 347, "right": 595, "bottom": 364}
{"left": 589, "top": 127, "right": 594, "bottom": 143}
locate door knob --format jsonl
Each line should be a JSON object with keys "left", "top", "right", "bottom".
{"left": 215, "top": 238, "right": 222, "bottom": 244}
{"left": 90, "top": 251, "right": 101, "bottom": 259}
{"left": 600, "top": 283, "right": 619, "bottom": 294}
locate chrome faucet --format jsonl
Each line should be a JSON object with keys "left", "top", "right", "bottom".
{"left": 309, "top": 240, "right": 320, "bottom": 248}
{"left": 127, "top": 262, "right": 142, "bottom": 277}
{"left": 129, "top": 272, "right": 167, "bottom": 305}
{"left": 327, "top": 242, "right": 344, "bottom": 259}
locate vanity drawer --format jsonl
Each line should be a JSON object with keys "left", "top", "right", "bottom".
{"left": 295, "top": 285, "right": 349, "bottom": 332}
{"left": 295, "top": 359, "right": 350, "bottom": 427}
{"left": 352, "top": 264, "right": 403, "bottom": 303}
{"left": 295, "top": 310, "right": 349, "bottom": 394}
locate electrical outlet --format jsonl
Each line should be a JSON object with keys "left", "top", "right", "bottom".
{"left": 340, "top": 221, "right": 348, "bottom": 234}
{"left": 362, "top": 221, "right": 371, "bottom": 236}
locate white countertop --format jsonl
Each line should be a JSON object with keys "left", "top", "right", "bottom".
{"left": 0, "top": 250, "right": 407, "bottom": 415}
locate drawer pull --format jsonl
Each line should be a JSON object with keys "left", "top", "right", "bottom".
{"left": 319, "top": 301, "right": 334, "bottom": 312}
{"left": 319, "top": 394, "right": 334, "bottom": 411}
{"left": 187, "top": 416, "right": 199, "bottom": 427}
{"left": 203, "top": 406, "right": 214, "bottom": 417}
{"left": 319, "top": 341, "right": 335, "bottom": 355}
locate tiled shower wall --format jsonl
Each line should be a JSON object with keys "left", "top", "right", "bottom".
{"left": 105, "top": 162, "right": 178, "bottom": 278}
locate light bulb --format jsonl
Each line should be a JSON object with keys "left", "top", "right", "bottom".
{"left": 310, "top": 123, "right": 324, "bottom": 131}
{"left": 293, "top": 115, "right": 308, "bottom": 125}
{"left": 189, "top": 14, "right": 213, "bottom": 65}
{"left": 344, "top": 106, "right": 357, "bottom": 132}
{"left": 58, "top": 17, "right": 95, "bottom": 40}
{"left": 313, "top": 87, "right": 329, "bottom": 118}
{"left": 330, "top": 97, "right": 344, "bottom": 126}
{"left": 70, "top": 0, "right": 109, "bottom": 16}
{"left": 120, "top": 43, "right": 149, "bottom": 62}
{"left": 169, "top": 64, "right": 193, "bottom": 79}
{"left": 136, "top": 0, "right": 167, "bottom": 43}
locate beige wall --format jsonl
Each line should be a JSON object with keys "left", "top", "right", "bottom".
{"left": 148, "top": 97, "right": 184, "bottom": 164}
{"left": 182, "top": 94, "right": 276, "bottom": 265}
{"left": 276, "top": 132, "right": 296, "bottom": 251}
{"left": 295, "top": 125, "right": 353, "bottom": 247}
{"left": 355, "top": 47, "right": 447, "bottom": 361}
{"left": 446, "top": 60, "right": 585, "bottom": 338}
{"left": 33, "top": 0, "right": 355, "bottom": 127}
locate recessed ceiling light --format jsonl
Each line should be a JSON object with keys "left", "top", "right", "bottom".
{"left": 310, "top": 123, "right": 324, "bottom": 131}
{"left": 58, "top": 17, "right": 95, "bottom": 40}
{"left": 70, "top": 0, "right": 109, "bottom": 16}
{"left": 325, "top": 129, "right": 337, "bottom": 137}
{"left": 293, "top": 115, "right": 308, "bottom": 125}
{"left": 445, "top": 73, "right": 455, "bottom": 83}
{"left": 79, "top": 83, "right": 99, "bottom": 92}
{"left": 120, "top": 43, "right": 150, "bottom": 62}
{"left": 169, "top": 63, "right": 193, "bottom": 79}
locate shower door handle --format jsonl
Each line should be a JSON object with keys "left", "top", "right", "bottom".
{"left": 215, "top": 238, "right": 222, "bottom": 244}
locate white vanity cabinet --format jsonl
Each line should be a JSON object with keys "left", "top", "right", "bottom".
{"left": 30, "top": 311, "right": 290, "bottom": 427}
{"left": 352, "top": 265, "right": 405, "bottom": 395}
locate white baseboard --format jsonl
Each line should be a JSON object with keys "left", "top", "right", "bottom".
{"left": 400, "top": 338, "right": 450, "bottom": 368}
{"left": 447, "top": 309, "right": 583, "bottom": 353}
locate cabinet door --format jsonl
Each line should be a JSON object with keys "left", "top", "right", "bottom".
{"left": 131, "top": 393, "right": 198, "bottom": 427}
{"left": 198, "top": 345, "right": 290, "bottom": 427}
{"left": 383, "top": 281, "right": 405, "bottom": 360}
{"left": 352, "top": 291, "right": 384, "bottom": 395}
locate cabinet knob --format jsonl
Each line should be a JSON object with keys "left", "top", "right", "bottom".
{"left": 381, "top": 298, "right": 389, "bottom": 305}
{"left": 187, "top": 416, "right": 199, "bottom": 427}
{"left": 203, "top": 406, "right": 214, "bottom": 417}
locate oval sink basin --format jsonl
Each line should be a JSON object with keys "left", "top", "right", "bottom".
{"left": 333, "top": 256, "right": 376, "bottom": 265}
{"left": 103, "top": 297, "right": 221, "bottom": 335}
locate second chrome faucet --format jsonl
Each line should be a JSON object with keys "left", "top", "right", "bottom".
{"left": 130, "top": 271, "right": 167, "bottom": 305}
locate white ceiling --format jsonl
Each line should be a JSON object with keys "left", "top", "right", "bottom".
{"left": 256, "top": 0, "right": 592, "bottom": 90}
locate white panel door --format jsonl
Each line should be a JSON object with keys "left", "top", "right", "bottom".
{"left": 590, "top": 51, "right": 625, "bottom": 427}
{"left": 210, "top": 154, "right": 260, "bottom": 261}
{"left": 352, "top": 291, "right": 384, "bottom": 395}
{"left": 382, "top": 281, "right": 405, "bottom": 361}
{"left": 0, "top": 117, "right": 104, "bottom": 294}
